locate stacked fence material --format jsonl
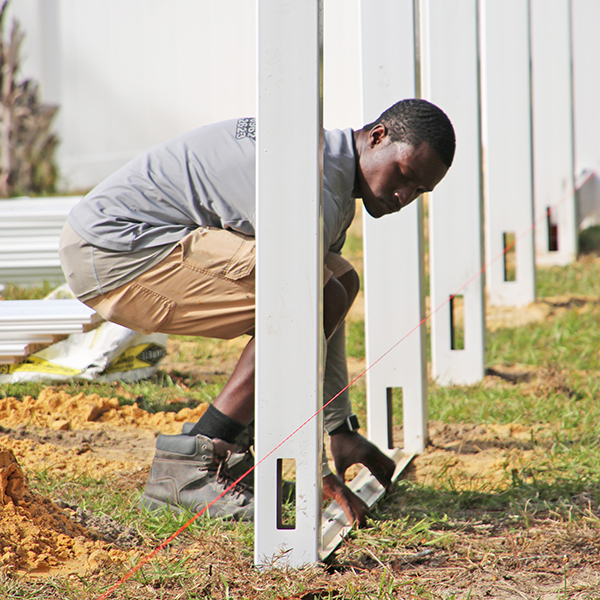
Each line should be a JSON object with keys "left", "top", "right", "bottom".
{"left": 0, "top": 299, "right": 100, "bottom": 364}
{"left": 0, "top": 196, "right": 82, "bottom": 286}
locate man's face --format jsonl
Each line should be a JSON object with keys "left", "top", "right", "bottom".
{"left": 357, "top": 125, "right": 449, "bottom": 219}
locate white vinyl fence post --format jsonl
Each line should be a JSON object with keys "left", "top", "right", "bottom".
{"left": 479, "top": 0, "right": 536, "bottom": 307}
{"left": 255, "top": 0, "right": 324, "bottom": 567}
{"left": 361, "top": 0, "right": 428, "bottom": 455}
{"left": 571, "top": 0, "right": 600, "bottom": 227}
{"left": 421, "top": 0, "right": 486, "bottom": 386}
{"left": 530, "top": 0, "right": 576, "bottom": 266}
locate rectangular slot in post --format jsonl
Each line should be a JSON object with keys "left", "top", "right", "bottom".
{"left": 450, "top": 294, "right": 465, "bottom": 350}
{"left": 503, "top": 232, "right": 517, "bottom": 282}
{"left": 547, "top": 207, "right": 559, "bottom": 251}
{"left": 385, "top": 387, "right": 403, "bottom": 450}
{"left": 276, "top": 458, "right": 296, "bottom": 530}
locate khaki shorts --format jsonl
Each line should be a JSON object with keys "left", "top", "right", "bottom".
{"left": 85, "top": 227, "right": 353, "bottom": 340}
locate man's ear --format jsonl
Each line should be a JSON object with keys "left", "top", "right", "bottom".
{"left": 369, "top": 123, "right": 388, "bottom": 147}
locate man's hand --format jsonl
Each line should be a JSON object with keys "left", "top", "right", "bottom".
{"left": 322, "top": 472, "right": 370, "bottom": 527}
{"left": 330, "top": 431, "right": 396, "bottom": 491}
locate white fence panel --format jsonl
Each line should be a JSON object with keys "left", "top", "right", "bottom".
{"left": 0, "top": 299, "right": 98, "bottom": 364}
{"left": 576, "top": 171, "right": 600, "bottom": 228}
{"left": 255, "top": 0, "right": 323, "bottom": 567}
{"left": 0, "top": 196, "right": 81, "bottom": 285}
{"left": 530, "top": 0, "right": 576, "bottom": 266}
{"left": 421, "top": 0, "right": 486, "bottom": 386}
{"left": 361, "top": 0, "right": 428, "bottom": 454}
{"left": 479, "top": 0, "right": 536, "bottom": 307}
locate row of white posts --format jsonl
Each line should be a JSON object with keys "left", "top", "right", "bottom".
{"left": 254, "top": 0, "right": 597, "bottom": 566}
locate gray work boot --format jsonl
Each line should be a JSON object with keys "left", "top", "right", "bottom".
{"left": 180, "top": 423, "right": 296, "bottom": 501}
{"left": 182, "top": 422, "right": 256, "bottom": 490}
{"left": 139, "top": 433, "right": 253, "bottom": 520}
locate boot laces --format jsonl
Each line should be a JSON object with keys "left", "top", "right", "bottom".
{"left": 215, "top": 450, "right": 247, "bottom": 496}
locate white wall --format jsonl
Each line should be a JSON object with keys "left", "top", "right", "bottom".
{"left": 8, "top": 0, "right": 363, "bottom": 192}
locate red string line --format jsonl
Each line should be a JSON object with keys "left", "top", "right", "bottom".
{"left": 96, "top": 176, "right": 586, "bottom": 600}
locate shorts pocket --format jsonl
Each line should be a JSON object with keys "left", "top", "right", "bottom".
{"left": 93, "top": 283, "right": 176, "bottom": 335}
{"left": 181, "top": 227, "right": 256, "bottom": 281}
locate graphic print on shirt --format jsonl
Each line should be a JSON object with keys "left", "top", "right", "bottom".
{"left": 235, "top": 118, "right": 256, "bottom": 140}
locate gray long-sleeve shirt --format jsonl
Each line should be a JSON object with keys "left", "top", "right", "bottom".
{"left": 68, "top": 118, "right": 356, "bottom": 257}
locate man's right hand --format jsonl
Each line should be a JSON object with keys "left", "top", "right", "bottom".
{"left": 322, "top": 472, "right": 370, "bottom": 527}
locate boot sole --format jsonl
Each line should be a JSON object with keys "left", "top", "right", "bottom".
{"left": 139, "top": 493, "right": 177, "bottom": 513}
{"left": 139, "top": 493, "right": 254, "bottom": 521}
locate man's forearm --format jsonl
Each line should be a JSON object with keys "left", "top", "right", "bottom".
{"left": 323, "top": 322, "right": 353, "bottom": 432}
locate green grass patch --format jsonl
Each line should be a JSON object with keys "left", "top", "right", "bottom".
{"left": 427, "top": 377, "right": 595, "bottom": 426}
{"left": 346, "top": 319, "right": 365, "bottom": 359}
{"left": 536, "top": 256, "right": 600, "bottom": 297}
{"left": 0, "top": 281, "right": 58, "bottom": 300}
{"left": 488, "top": 304, "right": 600, "bottom": 370}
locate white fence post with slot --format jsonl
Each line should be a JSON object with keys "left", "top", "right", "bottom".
{"left": 361, "top": 0, "right": 428, "bottom": 454}
{"left": 479, "top": 0, "right": 536, "bottom": 307}
{"left": 255, "top": 0, "right": 324, "bottom": 567}
{"left": 530, "top": 0, "right": 576, "bottom": 266}
{"left": 421, "top": 0, "right": 486, "bottom": 386}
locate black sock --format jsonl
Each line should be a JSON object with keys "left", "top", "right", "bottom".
{"left": 187, "top": 404, "right": 245, "bottom": 444}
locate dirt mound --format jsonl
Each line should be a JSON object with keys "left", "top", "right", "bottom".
{"left": 0, "top": 390, "right": 212, "bottom": 575}
{"left": 0, "top": 387, "right": 209, "bottom": 434}
{"left": 0, "top": 447, "right": 130, "bottom": 573}
{"left": 0, "top": 388, "right": 210, "bottom": 486}
{"left": 0, "top": 447, "right": 26, "bottom": 505}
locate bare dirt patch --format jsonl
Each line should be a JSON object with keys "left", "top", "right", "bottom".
{"left": 0, "top": 387, "right": 211, "bottom": 485}
{"left": 405, "top": 420, "right": 554, "bottom": 490}
{"left": 0, "top": 387, "right": 209, "bottom": 434}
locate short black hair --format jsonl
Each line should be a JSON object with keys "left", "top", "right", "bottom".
{"left": 366, "top": 98, "right": 456, "bottom": 168}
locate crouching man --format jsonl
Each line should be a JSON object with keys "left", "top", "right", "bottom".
{"left": 59, "top": 98, "right": 455, "bottom": 526}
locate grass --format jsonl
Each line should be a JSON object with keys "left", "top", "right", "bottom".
{"left": 0, "top": 281, "right": 57, "bottom": 300}
{"left": 536, "top": 253, "right": 600, "bottom": 297}
{"left": 2, "top": 254, "right": 600, "bottom": 598}
{"left": 488, "top": 304, "right": 600, "bottom": 369}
